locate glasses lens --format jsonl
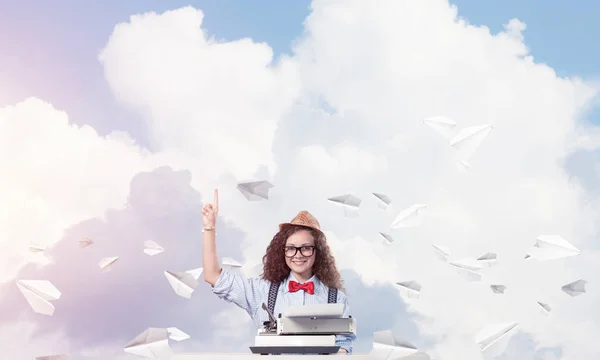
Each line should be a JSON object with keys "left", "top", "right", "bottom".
{"left": 300, "top": 246, "right": 314, "bottom": 256}
{"left": 284, "top": 247, "right": 298, "bottom": 257}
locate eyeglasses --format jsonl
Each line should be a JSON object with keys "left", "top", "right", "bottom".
{"left": 284, "top": 245, "right": 316, "bottom": 258}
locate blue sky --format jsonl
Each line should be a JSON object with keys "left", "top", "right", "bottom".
{"left": 1, "top": 0, "right": 598, "bottom": 139}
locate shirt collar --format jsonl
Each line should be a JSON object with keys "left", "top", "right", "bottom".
{"left": 283, "top": 272, "right": 322, "bottom": 293}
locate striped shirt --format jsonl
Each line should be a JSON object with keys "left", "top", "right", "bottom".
{"left": 212, "top": 270, "right": 356, "bottom": 353}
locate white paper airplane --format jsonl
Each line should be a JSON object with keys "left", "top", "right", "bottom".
{"left": 78, "top": 237, "right": 94, "bottom": 248}
{"left": 449, "top": 258, "right": 482, "bottom": 271}
{"left": 396, "top": 281, "right": 421, "bottom": 299}
{"left": 222, "top": 257, "right": 243, "bottom": 270}
{"left": 143, "top": 240, "right": 165, "bottom": 256}
{"left": 36, "top": 355, "right": 70, "bottom": 360}
{"left": 327, "top": 193, "right": 361, "bottom": 217}
{"left": 124, "top": 327, "right": 189, "bottom": 360}
{"left": 164, "top": 268, "right": 203, "bottom": 299}
{"left": 185, "top": 267, "right": 204, "bottom": 279}
{"left": 166, "top": 327, "right": 190, "bottom": 341}
{"left": 390, "top": 204, "right": 427, "bottom": 228}
{"left": 237, "top": 181, "right": 273, "bottom": 201}
{"left": 423, "top": 116, "right": 457, "bottom": 139}
{"left": 449, "top": 124, "right": 494, "bottom": 163}
{"left": 561, "top": 279, "right": 587, "bottom": 297}
{"left": 423, "top": 117, "right": 493, "bottom": 167}
{"left": 372, "top": 193, "right": 392, "bottom": 209}
{"left": 448, "top": 258, "right": 482, "bottom": 282}
{"left": 490, "top": 285, "right": 506, "bottom": 294}
{"left": 431, "top": 244, "right": 450, "bottom": 261}
{"left": 98, "top": 256, "right": 118, "bottom": 271}
{"left": 29, "top": 244, "right": 46, "bottom": 254}
{"left": 16, "top": 280, "right": 61, "bottom": 316}
{"left": 525, "top": 235, "right": 580, "bottom": 261}
{"left": 537, "top": 301, "right": 551, "bottom": 314}
{"left": 371, "top": 330, "right": 420, "bottom": 359}
{"left": 477, "top": 252, "right": 498, "bottom": 267}
{"left": 379, "top": 232, "right": 394, "bottom": 244}
{"left": 456, "top": 160, "right": 471, "bottom": 173}
{"left": 475, "top": 322, "right": 519, "bottom": 359}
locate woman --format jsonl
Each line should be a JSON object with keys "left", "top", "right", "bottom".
{"left": 202, "top": 189, "right": 355, "bottom": 354}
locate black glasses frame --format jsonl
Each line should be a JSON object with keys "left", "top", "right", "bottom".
{"left": 283, "top": 245, "right": 316, "bottom": 258}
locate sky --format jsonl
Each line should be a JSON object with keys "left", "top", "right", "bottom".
{"left": 1, "top": 0, "right": 600, "bottom": 359}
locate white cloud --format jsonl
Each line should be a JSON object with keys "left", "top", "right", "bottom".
{"left": 0, "top": 318, "right": 73, "bottom": 359}
{"left": 99, "top": 6, "right": 302, "bottom": 183}
{"left": 296, "top": 144, "right": 388, "bottom": 181}
{"left": 209, "top": 306, "right": 254, "bottom": 349}
{"left": 0, "top": 98, "right": 172, "bottom": 283}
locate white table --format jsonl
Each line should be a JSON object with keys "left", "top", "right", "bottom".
{"left": 172, "top": 354, "right": 376, "bottom": 360}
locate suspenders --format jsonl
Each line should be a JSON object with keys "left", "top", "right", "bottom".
{"left": 267, "top": 281, "right": 338, "bottom": 317}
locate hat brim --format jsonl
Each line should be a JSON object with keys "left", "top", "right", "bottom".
{"left": 279, "top": 222, "right": 322, "bottom": 234}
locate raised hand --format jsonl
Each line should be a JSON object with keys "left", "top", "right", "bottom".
{"left": 202, "top": 189, "right": 219, "bottom": 230}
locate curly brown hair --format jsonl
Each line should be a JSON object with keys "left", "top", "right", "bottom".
{"left": 261, "top": 224, "right": 344, "bottom": 290}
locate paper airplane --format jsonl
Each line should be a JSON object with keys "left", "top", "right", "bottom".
{"left": 372, "top": 193, "right": 391, "bottom": 209}
{"left": 327, "top": 193, "right": 361, "bottom": 217}
{"left": 490, "top": 285, "right": 506, "bottom": 294}
{"left": 29, "top": 244, "right": 46, "bottom": 254}
{"left": 448, "top": 258, "right": 482, "bottom": 282}
{"left": 379, "top": 232, "right": 394, "bottom": 244}
{"left": 475, "top": 322, "right": 519, "bottom": 359}
{"left": 537, "top": 301, "right": 551, "bottom": 314}
{"left": 166, "top": 327, "right": 190, "bottom": 341}
{"left": 396, "top": 281, "right": 421, "bottom": 299}
{"left": 423, "top": 116, "right": 457, "bottom": 139}
{"left": 450, "top": 124, "right": 494, "bottom": 162}
{"left": 222, "top": 257, "right": 243, "bottom": 271}
{"left": 561, "top": 279, "right": 587, "bottom": 297}
{"left": 525, "top": 235, "right": 580, "bottom": 261}
{"left": 124, "top": 327, "right": 189, "bottom": 360}
{"left": 16, "top": 280, "right": 61, "bottom": 316}
{"left": 432, "top": 244, "right": 450, "bottom": 261}
{"left": 423, "top": 117, "right": 493, "bottom": 165}
{"left": 477, "top": 252, "right": 498, "bottom": 267}
{"left": 36, "top": 355, "right": 70, "bottom": 360}
{"left": 449, "top": 258, "right": 482, "bottom": 271}
{"left": 78, "top": 237, "right": 94, "bottom": 248}
{"left": 390, "top": 204, "right": 427, "bottom": 228}
{"left": 456, "top": 160, "right": 471, "bottom": 173}
{"left": 164, "top": 268, "right": 203, "bottom": 299}
{"left": 143, "top": 240, "right": 164, "bottom": 256}
{"left": 237, "top": 181, "right": 273, "bottom": 201}
{"left": 98, "top": 256, "right": 118, "bottom": 271}
{"left": 371, "top": 330, "right": 420, "bottom": 359}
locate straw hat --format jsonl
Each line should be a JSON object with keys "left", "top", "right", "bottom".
{"left": 279, "top": 210, "right": 322, "bottom": 233}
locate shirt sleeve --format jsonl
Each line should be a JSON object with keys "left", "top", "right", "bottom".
{"left": 211, "top": 269, "right": 266, "bottom": 318}
{"left": 335, "top": 290, "right": 356, "bottom": 354}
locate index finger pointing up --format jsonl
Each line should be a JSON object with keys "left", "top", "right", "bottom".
{"left": 213, "top": 189, "right": 219, "bottom": 209}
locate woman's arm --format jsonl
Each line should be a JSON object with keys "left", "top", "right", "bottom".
{"left": 203, "top": 227, "right": 222, "bottom": 286}
{"left": 202, "top": 189, "right": 222, "bottom": 285}
{"left": 211, "top": 268, "right": 267, "bottom": 317}
{"left": 201, "top": 189, "right": 266, "bottom": 317}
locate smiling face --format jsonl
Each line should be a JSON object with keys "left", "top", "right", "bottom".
{"left": 284, "top": 229, "right": 317, "bottom": 282}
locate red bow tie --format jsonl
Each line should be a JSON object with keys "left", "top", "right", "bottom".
{"left": 288, "top": 280, "right": 315, "bottom": 295}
